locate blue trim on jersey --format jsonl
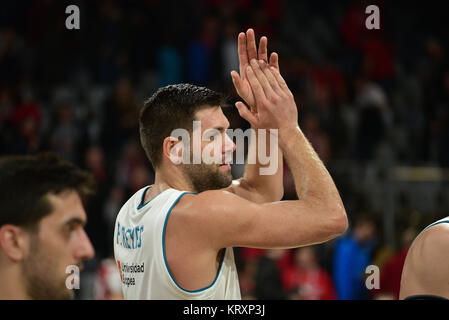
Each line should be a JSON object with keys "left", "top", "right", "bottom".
{"left": 137, "top": 186, "right": 152, "bottom": 210}
{"left": 138, "top": 186, "right": 173, "bottom": 210}
{"left": 423, "top": 220, "right": 449, "bottom": 231}
{"left": 162, "top": 191, "right": 225, "bottom": 293}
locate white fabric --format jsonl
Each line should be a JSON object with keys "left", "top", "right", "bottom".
{"left": 113, "top": 186, "right": 241, "bottom": 300}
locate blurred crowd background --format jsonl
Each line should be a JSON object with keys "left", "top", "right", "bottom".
{"left": 1, "top": 0, "right": 448, "bottom": 300}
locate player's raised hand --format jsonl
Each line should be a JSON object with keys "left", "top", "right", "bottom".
{"left": 234, "top": 59, "right": 297, "bottom": 133}
{"left": 230, "top": 29, "right": 279, "bottom": 114}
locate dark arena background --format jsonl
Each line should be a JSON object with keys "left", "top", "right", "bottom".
{"left": 0, "top": 0, "right": 448, "bottom": 301}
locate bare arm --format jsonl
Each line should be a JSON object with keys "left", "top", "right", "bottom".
{"left": 179, "top": 57, "right": 347, "bottom": 250}
{"left": 227, "top": 128, "right": 284, "bottom": 203}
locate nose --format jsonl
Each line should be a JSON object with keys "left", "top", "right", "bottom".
{"left": 75, "top": 229, "right": 95, "bottom": 261}
{"left": 223, "top": 133, "right": 236, "bottom": 154}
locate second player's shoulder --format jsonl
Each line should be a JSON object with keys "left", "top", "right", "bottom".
{"left": 400, "top": 218, "right": 449, "bottom": 299}
{"left": 407, "top": 218, "right": 449, "bottom": 269}
{"left": 416, "top": 219, "right": 449, "bottom": 252}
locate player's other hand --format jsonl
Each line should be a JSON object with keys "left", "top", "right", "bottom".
{"left": 230, "top": 29, "right": 279, "bottom": 114}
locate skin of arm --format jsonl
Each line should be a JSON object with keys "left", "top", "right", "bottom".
{"left": 399, "top": 222, "right": 449, "bottom": 299}
{"left": 176, "top": 56, "right": 348, "bottom": 251}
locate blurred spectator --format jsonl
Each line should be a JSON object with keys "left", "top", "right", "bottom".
{"left": 84, "top": 145, "right": 111, "bottom": 260}
{"left": 372, "top": 227, "right": 418, "bottom": 300}
{"left": 128, "top": 164, "right": 153, "bottom": 194}
{"left": 302, "top": 112, "right": 332, "bottom": 164}
{"left": 362, "top": 35, "right": 395, "bottom": 84}
{"left": 354, "top": 76, "right": 388, "bottom": 161}
{"left": 101, "top": 77, "right": 140, "bottom": 157}
{"left": 238, "top": 258, "right": 258, "bottom": 300}
{"left": 284, "top": 247, "right": 336, "bottom": 300}
{"left": 48, "top": 102, "right": 80, "bottom": 163}
{"left": 254, "top": 249, "right": 288, "bottom": 299}
{"left": 282, "top": 162, "right": 297, "bottom": 200}
{"left": 103, "top": 184, "right": 126, "bottom": 253}
{"left": 11, "top": 87, "right": 41, "bottom": 153}
{"left": 93, "top": 258, "right": 123, "bottom": 300}
{"left": 339, "top": 2, "right": 366, "bottom": 50}
{"left": 95, "top": 1, "right": 123, "bottom": 85}
{"left": 0, "top": 86, "right": 15, "bottom": 153}
{"left": 187, "top": 16, "right": 219, "bottom": 86}
{"left": 220, "top": 21, "right": 239, "bottom": 84}
{"left": 333, "top": 214, "right": 377, "bottom": 299}
{"left": 157, "top": 30, "right": 183, "bottom": 87}
{"left": 0, "top": 26, "right": 26, "bottom": 86}
{"left": 115, "top": 140, "right": 153, "bottom": 196}
{"left": 85, "top": 145, "right": 108, "bottom": 183}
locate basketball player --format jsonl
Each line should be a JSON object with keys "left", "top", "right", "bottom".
{"left": 399, "top": 217, "right": 449, "bottom": 300}
{"left": 113, "top": 29, "right": 348, "bottom": 299}
{"left": 0, "top": 153, "right": 95, "bottom": 299}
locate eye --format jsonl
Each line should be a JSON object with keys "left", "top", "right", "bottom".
{"left": 66, "top": 222, "right": 80, "bottom": 234}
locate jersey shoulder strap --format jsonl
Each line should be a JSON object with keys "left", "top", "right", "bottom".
{"left": 423, "top": 219, "right": 449, "bottom": 231}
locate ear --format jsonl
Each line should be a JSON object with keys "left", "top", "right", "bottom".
{"left": 162, "top": 136, "right": 186, "bottom": 165}
{"left": 0, "top": 225, "right": 31, "bottom": 262}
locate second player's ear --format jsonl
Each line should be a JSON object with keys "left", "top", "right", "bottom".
{"left": 0, "top": 225, "right": 31, "bottom": 262}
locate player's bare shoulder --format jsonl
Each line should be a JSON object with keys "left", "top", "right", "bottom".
{"left": 400, "top": 218, "right": 449, "bottom": 299}
{"left": 173, "top": 189, "right": 238, "bottom": 215}
{"left": 169, "top": 189, "right": 243, "bottom": 230}
{"left": 169, "top": 188, "right": 263, "bottom": 250}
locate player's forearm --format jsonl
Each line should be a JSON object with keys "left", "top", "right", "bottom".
{"left": 242, "top": 128, "right": 284, "bottom": 202}
{"left": 279, "top": 126, "right": 346, "bottom": 221}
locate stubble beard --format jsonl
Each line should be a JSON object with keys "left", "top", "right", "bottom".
{"left": 21, "top": 239, "right": 73, "bottom": 300}
{"left": 182, "top": 162, "right": 232, "bottom": 193}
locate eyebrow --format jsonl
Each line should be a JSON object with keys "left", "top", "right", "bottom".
{"left": 63, "top": 217, "right": 87, "bottom": 227}
{"left": 213, "top": 124, "right": 230, "bottom": 132}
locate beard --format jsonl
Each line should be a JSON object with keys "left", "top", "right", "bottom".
{"left": 22, "top": 238, "right": 74, "bottom": 300}
{"left": 182, "top": 162, "right": 232, "bottom": 193}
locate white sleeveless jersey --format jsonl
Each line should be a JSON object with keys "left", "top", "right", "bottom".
{"left": 113, "top": 186, "right": 241, "bottom": 300}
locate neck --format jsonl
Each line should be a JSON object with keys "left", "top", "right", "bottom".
{"left": 153, "top": 165, "right": 196, "bottom": 193}
{"left": 0, "top": 262, "right": 30, "bottom": 299}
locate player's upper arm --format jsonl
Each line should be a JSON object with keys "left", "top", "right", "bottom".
{"left": 178, "top": 189, "right": 347, "bottom": 250}
{"left": 224, "top": 178, "right": 268, "bottom": 204}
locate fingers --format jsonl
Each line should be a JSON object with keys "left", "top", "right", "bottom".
{"left": 270, "top": 65, "right": 291, "bottom": 96}
{"left": 249, "top": 59, "right": 275, "bottom": 99}
{"left": 237, "top": 32, "right": 248, "bottom": 76}
{"left": 235, "top": 101, "right": 258, "bottom": 125}
{"left": 239, "top": 28, "right": 273, "bottom": 69}
{"left": 230, "top": 70, "right": 243, "bottom": 96}
{"left": 269, "top": 52, "right": 279, "bottom": 70}
{"left": 246, "top": 64, "right": 267, "bottom": 104}
{"left": 258, "top": 36, "right": 268, "bottom": 62}
{"left": 246, "top": 29, "right": 258, "bottom": 61}
{"left": 259, "top": 60, "right": 282, "bottom": 95}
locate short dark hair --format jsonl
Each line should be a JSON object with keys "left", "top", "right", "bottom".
{"left": 0, "top": 153, "right": 95, "bottom": 230}
{"left": 139, "top": 83, "right": 224, "bottom": 168}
